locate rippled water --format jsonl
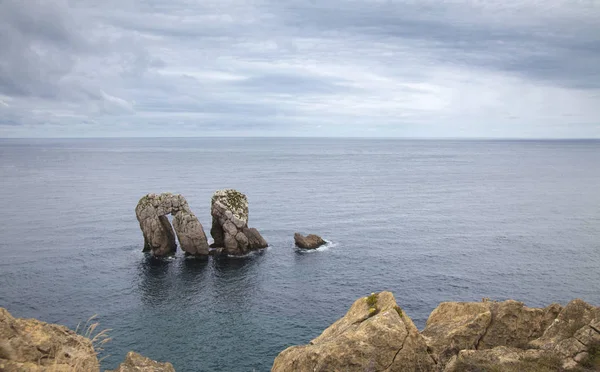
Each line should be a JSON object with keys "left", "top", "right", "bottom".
{"left": 1, "top": 138, "right": 599, "bottom": 371}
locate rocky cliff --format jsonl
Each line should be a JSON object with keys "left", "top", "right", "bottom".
{"left": 0, "top": 307, "right": 174, "bottom": 372}
{"left": 272, "top": 292, "right": 600, "bottom": 372}
{"left": 4, "top": 293, "right": 598, "bottom": 372}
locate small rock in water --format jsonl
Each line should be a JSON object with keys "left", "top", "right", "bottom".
{"left": 294, "top": 233, "right": 326, "bottom": 249}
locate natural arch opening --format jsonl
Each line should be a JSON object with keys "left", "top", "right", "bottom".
{"left": 135, "top": 193, "right": 209, "bottom": 257}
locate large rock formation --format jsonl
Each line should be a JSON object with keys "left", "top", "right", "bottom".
{"left": 210, "top": 189, "right": 268, "bottom": 255}
{"left": 294, "top": 233, "right": 326, "bottom": 249}
{"left": 0, "top": 307, "right": 175, "bottom": 372}
{"left": 135, "top": 193, "right": 209, "bottom": 257}
{"left": 107, "top": 351, "right": 175, "bottom": 372}
{"left": 272, "top": 294, "right": 600, "bottom": 372}
{"left": 421, "top": 299, "right": 562, "bottom": 366}
{"left": 0, "top": 307, "right": 99, "bottom": 372}
{"left": 272, "top": 292, "right": 436, "bottom": 372}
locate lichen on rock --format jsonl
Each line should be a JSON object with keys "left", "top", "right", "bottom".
{"left": 211, "top": 189, "right": 249, "bottom": 223}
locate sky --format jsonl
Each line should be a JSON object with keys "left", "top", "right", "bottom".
{"left": 0, "top": 0, "right": 599, "bottom": 138}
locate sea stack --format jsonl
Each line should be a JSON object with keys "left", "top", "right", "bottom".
{"left": 210, "top": 189, "right": 268, "bottom": 255}
{"left": 135, "top": 193, "right": 209, "bottom": 257}
{"left": 294, "top": 233, "right": 326, "bottom": 249}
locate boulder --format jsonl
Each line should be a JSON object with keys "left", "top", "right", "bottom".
{"left": 210, "top": 189, "right": 268, "bottom": 255}
{"left": 0, "top": 307, "right": 100, "bottom": 372}
{"left": 294, "top": 233, "right": 326, "bottom": 249}
{"left": 135, "top": 193, "right": 209, "bottom": 257}
{"left": 271, "top": 291, "right": 435, "bottom": 372}
{"left": 107, "top": 351, "right": 175, "bottom": 372}
{"left": 529, "top": 299, "right": 600, "bottom": 368}
{"left": 421, "top": 299, "right": 562, "bottom": 366}
{"left": 443, "top": 346, "right": 564, "bottom": 372}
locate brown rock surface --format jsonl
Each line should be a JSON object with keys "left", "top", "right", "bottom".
{"left": 443, "top": 346, "right": 564, "bottom": 372}
{"left": 271, "top": 291, "right": 435, "bottom": 372}
{"left": 422, "top": 299, "right": 563, "bottom": 366}
{"left": 107, "top": 351, "right": 175, "bottom": 372}
{"left": 0, "top": 307, "right": 99, "bottom": 372}
{"left": 294, "top": 233, "right": 326, "bottom": 249}
{"left": 0, "top": 308, "right": 177, "bottom": 372}
{"left": 528, "top": 299, "right": 600, "bottom": 368}
{"left": 273, "top": 295, "right": 600, "bottom": 372}
{"left": 421, "top": 301, "right": 492, "bottom": 365}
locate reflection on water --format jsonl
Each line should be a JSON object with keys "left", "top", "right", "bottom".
{"left": 136, "top": 252, "right": 267, "bottom": 310}
{"left": 137, "top": 255, "right": 175, "bottom": 306}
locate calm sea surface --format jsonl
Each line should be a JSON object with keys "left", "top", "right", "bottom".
{"left": 0, "top": 138, "right": 599, "bottom": 371}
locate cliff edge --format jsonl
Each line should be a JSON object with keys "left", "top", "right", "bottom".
{"left": 272, "top": 292, "right": 600, "bottom": 372}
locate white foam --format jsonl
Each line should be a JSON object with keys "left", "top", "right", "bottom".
{"left": 296, "top": 239, "right": 337, "bottom": 253}
{"left": 226, "top": 246, "right": 271, "bottom": 258}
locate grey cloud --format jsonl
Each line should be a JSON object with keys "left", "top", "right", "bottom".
{"left": 234, "top": 73, "right": 359, "bottom": 95}
{"left": 0, "top": 0, "right": 599, "bottom": 137}
{"left": 0, "top": 0, "right": 140, "bottom": 106}
{"left": 0, "top": 0, "right": 83, "bottom": 99}
{"left": 266, "top": 1, "right": 600, "bottom": 89}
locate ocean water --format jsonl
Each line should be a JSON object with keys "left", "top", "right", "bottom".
{"left": 0, "top": 138, "right": 599, "bottom": 371}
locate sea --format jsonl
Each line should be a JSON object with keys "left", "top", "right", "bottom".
{"left": 0, "top": 138, "right": 599, "bottom": 371}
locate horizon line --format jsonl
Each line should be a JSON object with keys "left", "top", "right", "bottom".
{"left": 1, "top": 136, "right": 600, "bottom": 141}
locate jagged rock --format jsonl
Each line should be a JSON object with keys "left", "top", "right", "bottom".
{"left": 421, "top": 301, "right": 492, "bottom": 366}
{"left": 0, "top": 307, "right": 99, "bottom": 372}
{"left": 478, "top": 300, "right": 562, "bottom": 350}
{"left": 274, "top": 295, "right": 600, "bottom": 372}
{"left": 271, "top": 291, "right": 435, "bottom": 372}
{"left": 135, "top": 193, "right": 209, "bottom": 257}
{"left": 210, "top": 189, "right": 267, "bottom": 255}
{"left": 294, "top": 233, "right": 326, "bottom": 249}
{"left": 421, "top": 299, "right": 562, "bottom": 366}
{"left": 443, "top": 346, "right": 563, "bottom": 372}
{"left": 529, "top": 299, "right": 600, "bottom": 366}
{"left": 107, "top": 351, "right": 175, "bottom": 372}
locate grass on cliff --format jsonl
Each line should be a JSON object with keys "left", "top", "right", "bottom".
{"left": 366, "top": 293, "right": 379, "bottom": 317}
{"left": 42, "top": 315, "right": 113, "bottom": 371}
{"left": 75, "top": 314, "right": 112, "bottom": 361}
{"left": 36, "top": 315, "right": 111, "bottom": 372}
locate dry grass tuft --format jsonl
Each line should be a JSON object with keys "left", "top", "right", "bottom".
{"left": 38, "top": 314, "right": 112, "bottom": 371}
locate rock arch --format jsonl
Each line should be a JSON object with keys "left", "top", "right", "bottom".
{"left": 135, "top": 193, "right": 209, "bottom": 257}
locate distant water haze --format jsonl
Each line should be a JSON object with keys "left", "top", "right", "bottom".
{"left": 0, "top": 138, "right": 599, "bottom": 371}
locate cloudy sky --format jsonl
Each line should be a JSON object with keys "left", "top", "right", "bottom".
{"left": 0, "top": 0, "right": 599, "bottom": 138}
